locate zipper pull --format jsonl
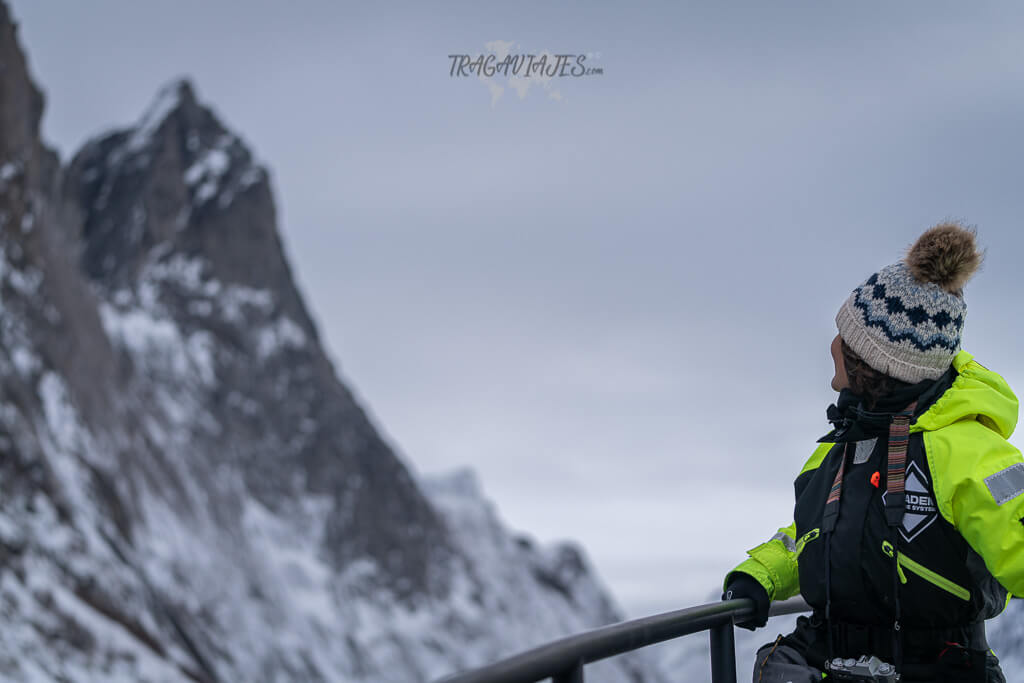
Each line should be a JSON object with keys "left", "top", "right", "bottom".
{"left": 882, "top": 541, "right": 908, "bottom": 583}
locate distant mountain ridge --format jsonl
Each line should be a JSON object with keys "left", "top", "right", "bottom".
{"left": 0, "top": 4, "right": 668, "bottom": 681}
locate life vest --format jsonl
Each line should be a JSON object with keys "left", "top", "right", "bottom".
{"left": 794, "top": 430, "right": 1008, "bottom": 627}
{"left": 726, "top": 351, "right": 1023, "bottom": 626}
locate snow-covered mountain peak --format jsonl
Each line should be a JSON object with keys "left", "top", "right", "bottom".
{"left": 131, "top": 78, "right": 197, "bottom": 148}
{"left": 0, "top": 3, "right": 674, "bottom": 680}
{"left": 66, "top": 78, "right": 270, "bottom": 292}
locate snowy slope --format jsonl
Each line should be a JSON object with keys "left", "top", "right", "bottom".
{"left": 0, "top": 4, "right": 670, "bottom": 681}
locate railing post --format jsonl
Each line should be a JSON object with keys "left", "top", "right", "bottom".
{"left": 709, "top": 621, "right": 737, "bottom": 683}
{"left": 552, "top": 660, "right": 583, "bottom": 683}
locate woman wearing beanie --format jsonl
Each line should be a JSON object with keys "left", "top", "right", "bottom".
{"left": 723, "top": 223, "right": 1022, "bottom": 682}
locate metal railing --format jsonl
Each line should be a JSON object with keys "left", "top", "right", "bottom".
{"left": 436, "top": 597, "right": 811, "bottom": 683}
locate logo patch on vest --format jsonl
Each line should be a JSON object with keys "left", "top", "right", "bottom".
{"left": 882, "top": 461, "right": 938, "bottom": 542}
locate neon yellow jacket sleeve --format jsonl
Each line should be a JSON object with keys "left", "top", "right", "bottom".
{"left": 724, "top": 522, "right": 800, "bottom": 601}
{"left": 723, "top": 442, "right": 834, "bottom": 601}
{"left": 926, "top": 420, "right": 1024, "bottom": 597}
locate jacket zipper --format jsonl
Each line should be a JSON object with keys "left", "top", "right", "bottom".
{"left": 894, "top": 552, "right": 971, "bottom": 601}
{"left": 795, "top": 528, "right": 819, "bottom": 557}
{"left": 880, "top": 541, "right": 970, "bottom": 600}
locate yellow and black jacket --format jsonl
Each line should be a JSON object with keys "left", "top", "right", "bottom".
{"left": 727, "top": 351, "right": 1023, "bottom": 629}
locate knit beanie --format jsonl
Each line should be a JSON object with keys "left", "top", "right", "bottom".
{"left": 835, "top": 223, "right": 983, "bottom": 384}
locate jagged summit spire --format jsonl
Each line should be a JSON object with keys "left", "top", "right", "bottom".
{"left": 124, "top": 76, "right": 201, "bottom": 154}
{"left": 66, "top": 73, "right": 278, "bottom": 289}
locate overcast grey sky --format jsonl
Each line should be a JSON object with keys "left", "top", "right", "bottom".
{"left": 11, "top": 1, "right": 1024, "bottom": 617}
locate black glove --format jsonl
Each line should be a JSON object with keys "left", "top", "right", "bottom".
{"left": 722, "top": 573, "right": 770, "bottom": 631}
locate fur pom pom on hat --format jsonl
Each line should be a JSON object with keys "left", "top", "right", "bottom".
{"left": 835, "top": 222, "right": 983, "bottom": 384}
{"left": 905, "top": 223, "right": 983, "bottom": 295}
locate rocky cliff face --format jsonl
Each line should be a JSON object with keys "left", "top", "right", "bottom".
{"left": 0, "top": 4, "right": 668, "bottom": 681}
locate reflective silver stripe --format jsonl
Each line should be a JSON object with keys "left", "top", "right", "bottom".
{"left": 984, "top": 463, "right": 1024, "bottom": 505}
{"left": 854, "top": 438, "right": 878, "bottom": 464}
{"left": 771, "top": 531, "right": 796, "bottom": 553}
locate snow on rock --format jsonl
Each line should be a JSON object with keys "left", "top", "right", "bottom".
{"left": 99, "top": 303, "right": 215, "bottom": 385}
{"left": 9, "top": 346, "right": 36, "bottom": 376}
{"left": 0, "top": 4, "right": 675, "bottom": 682}
{"left": 184, "top": 142, "right": 231, "bottom": 205}
{"left": 423, "top": 469, "right": 666, "bottom": 682}
{"left": 256, "top": 316, "right": 308, "bottom": 359}
{"left": 127, "top": 79, "right": 187, "bottom": 154}
{"left": 184, "top": 148, "right": 230, "bottom": 187}
{"left": 0, "top": 161, "right": 17, "bottom": 181}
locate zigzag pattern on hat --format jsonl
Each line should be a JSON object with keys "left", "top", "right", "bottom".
{"left": 836, "top": 224, "right": 980, "bottom": 384}
{"left": 852, "top": 271, "right": 963, "bottom": 352}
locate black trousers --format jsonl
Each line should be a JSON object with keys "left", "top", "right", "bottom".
{"left": 752, "top": 615, "right": 1006, "bottom": 683}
